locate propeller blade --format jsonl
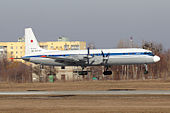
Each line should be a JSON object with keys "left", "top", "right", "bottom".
{"left": 87, "top": 47, "right": 90, "bottom": 55}
{"left": 106, "top": 53, "right": 110, "bottom": 57}
{"left": 101, "top": 51, "right": 110, "bottom": 65}
{"left": 87, "top": 47, "right": 90, "bottom": 64}
{"left": 101, "top": 51, "right": 105, "bottom": 57}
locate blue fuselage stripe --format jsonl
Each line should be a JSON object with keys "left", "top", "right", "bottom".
{"left": 23, "top": 52, "right": 154, "bottom": 58}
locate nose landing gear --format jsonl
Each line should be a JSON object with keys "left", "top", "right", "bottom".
{"left": 144, "top": 64, "right": 148, "bottom": 74}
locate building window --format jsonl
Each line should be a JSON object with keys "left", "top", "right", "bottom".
{"left": 51, "top": 46, "right": 54, "bottom": 49}
{"left": 71, "top": 45, "right": 80, "bottom": 50}
{"left": 11, "top": 46, "right": 13, "bottom": 49}
{"left": 16, "top": 47, "right": 17, "bottom": 49}
{"left": 4, "top": 51, "right": 7, "bottom": 54}
{"left": 64, "top": 45, "right": 69, "bottom": 50}
{"left": 40, "top": 45, "right": 48, "bottom": 49}
{"left": 11, "top": 52, "right": 13, "bottom": 54}
{"left": 16, "top": 51, "right": 18, "bottom": 54}
{"left": 3, "top": 46, "right": 7, "bottom": 51}
{"left": 20, "top": 47, "right": 22, "bottom": 49}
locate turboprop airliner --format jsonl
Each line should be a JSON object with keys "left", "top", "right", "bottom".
{"left": 14, "top": 28, "right": 160, "bottom": 75}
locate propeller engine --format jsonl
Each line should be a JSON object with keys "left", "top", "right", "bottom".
{"left": 101, "top": 51, "right": 110, "bottom": 65}
{"left": 84, "top": 47, "right": 93, "bottom": 65}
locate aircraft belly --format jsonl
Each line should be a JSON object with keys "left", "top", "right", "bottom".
{"left": 30, "top": 57, "right": 66, "bottom": 66}
{"left": 107, "top": 56, "right": 154, "bottom": 65}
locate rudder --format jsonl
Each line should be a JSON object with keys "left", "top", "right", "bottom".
{"left": 25, "top": 28, "right": 44, "bottom": 55}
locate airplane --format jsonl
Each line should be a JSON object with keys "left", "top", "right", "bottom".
{"left": 13, "top": 28, "right": 160, "bottom": 75}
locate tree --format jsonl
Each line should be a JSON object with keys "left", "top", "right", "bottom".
{"left": 0, "top": 57, "right": 32, "bottom": 83}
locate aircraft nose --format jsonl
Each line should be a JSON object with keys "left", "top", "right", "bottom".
{"left": 153, "top": 55, "right": 160, "bottom": 62}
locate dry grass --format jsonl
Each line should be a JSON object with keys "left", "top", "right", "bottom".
{"left": 0, "top": 79, "right": 170, "bottom": 91}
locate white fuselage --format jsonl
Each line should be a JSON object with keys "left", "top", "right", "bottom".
{"left": 23, "top": 48, "right": 160, "bottom": 66}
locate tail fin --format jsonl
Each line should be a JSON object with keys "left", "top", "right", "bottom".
{"left": 25, "top": 28, "right": 44, "bottom": 55}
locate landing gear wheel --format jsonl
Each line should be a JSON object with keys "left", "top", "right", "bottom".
{"left": 78, "top": 66, "right": 88, "bottom": 75}
{"left": 103, "top": 66, "right": 112, "bottom": 75}
{"left": 144, "top": 64, "right": 148, "bottom": 74}
{"left": 103, "top": 71, "right": 112, "bottom": 75}
{"left": 78, "top": 71, "right": 88, "bottom": 75}
{"left": 144, "top": 70, "right": 148, "bottom": 74}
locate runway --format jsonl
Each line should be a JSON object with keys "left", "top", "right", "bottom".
{"left": 0, "top": 90, "right": 170, "bottom": 96}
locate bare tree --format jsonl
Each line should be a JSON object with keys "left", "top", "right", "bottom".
{"left": 0, "top": 57, "right": 32, "bottom": 83}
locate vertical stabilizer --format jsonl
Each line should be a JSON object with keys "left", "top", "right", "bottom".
{"left": 25, "top": 28, "right": 44, "bottom": 55}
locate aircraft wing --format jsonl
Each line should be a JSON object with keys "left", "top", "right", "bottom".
{"left": 44, "top": 56, "right": 86, "bottom": 65}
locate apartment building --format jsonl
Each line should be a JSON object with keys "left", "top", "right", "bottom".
{"left": 0, "top": 37, "right": 86, "bottom": 60}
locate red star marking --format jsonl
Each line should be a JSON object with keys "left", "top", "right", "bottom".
{"left": 31, "top": 40, "right": 33, "bottom": 43}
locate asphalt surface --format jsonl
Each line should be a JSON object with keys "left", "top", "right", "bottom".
{"left": 0, "top": 90, "right": 170, "bottom": 95}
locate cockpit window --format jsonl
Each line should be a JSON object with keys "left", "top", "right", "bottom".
{"left": 144, "top": 52, "right": 154, "bottom": 56}
{"left": 148, "top": 52, "right": 154, "bottom": 56}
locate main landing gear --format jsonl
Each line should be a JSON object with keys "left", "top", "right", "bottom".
{"left": 79, "top": 66, "right": 112, "bottom": 75}
{"left": 78, "top": 66, "right": 88, "bottom": 75}
{"left": 103, "top": 66, "right": 112, "bottom": 75}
